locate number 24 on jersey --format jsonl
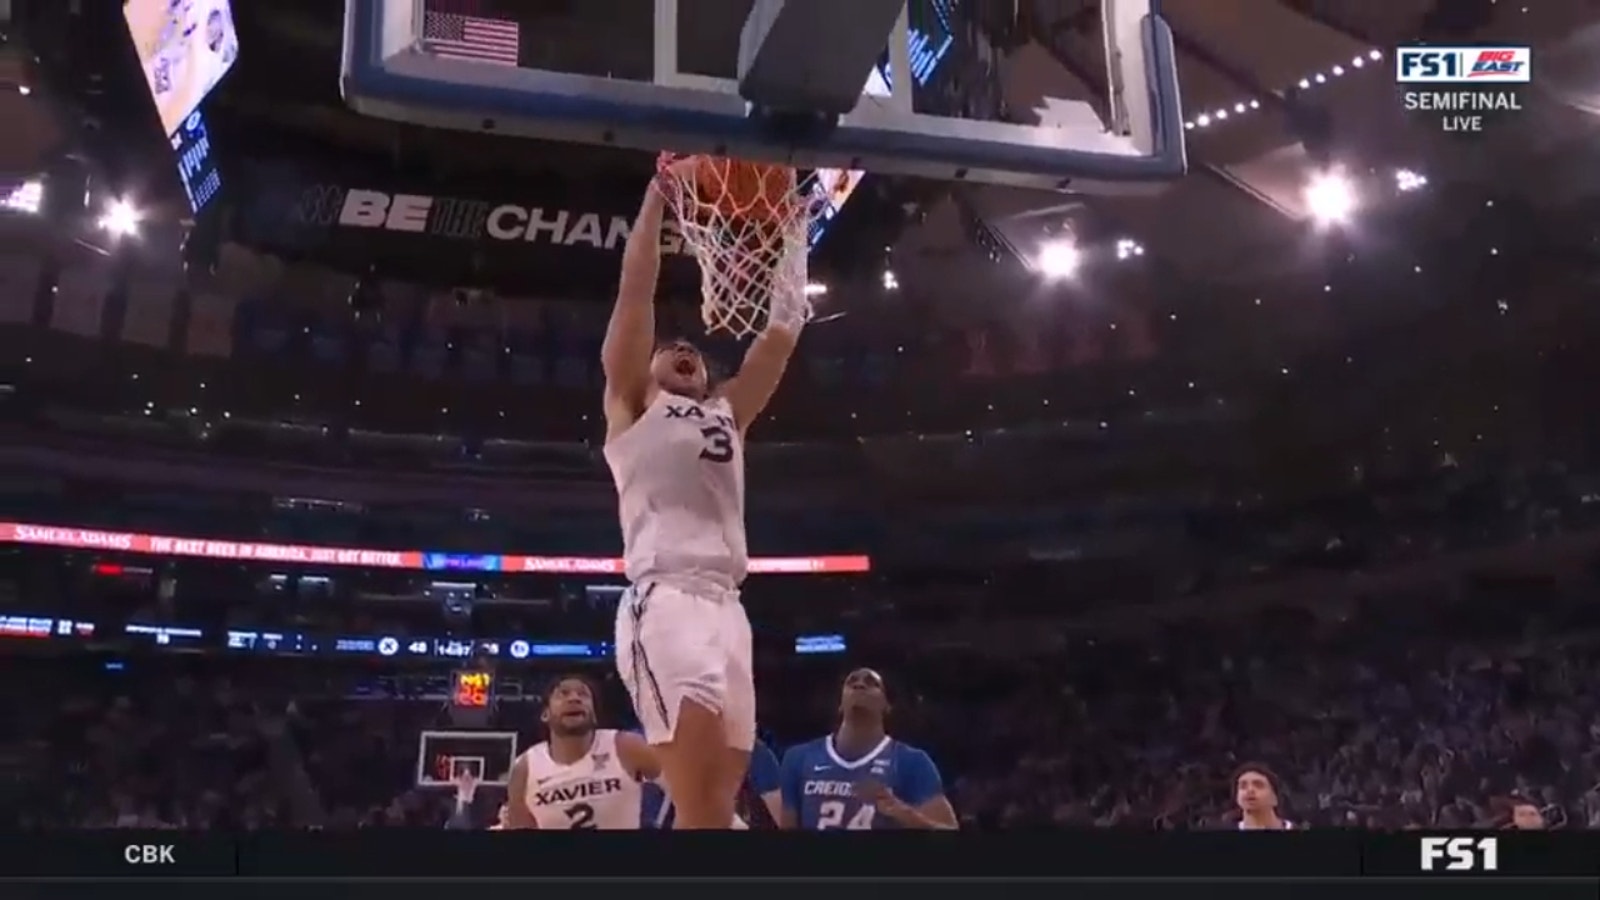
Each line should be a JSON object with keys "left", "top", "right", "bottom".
{"left": 816, "top": 800, "right": 875, "bottom": 830}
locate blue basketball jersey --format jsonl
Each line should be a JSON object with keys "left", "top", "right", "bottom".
{"left": 645, "top": 738, "right": 782, "bottom": 828}
{"left": 779, "top": 734, "right": 944, "bottom": 830}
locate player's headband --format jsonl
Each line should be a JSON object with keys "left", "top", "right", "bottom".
{"left": 845, "top": 668, "right": 886, "bottom": 689}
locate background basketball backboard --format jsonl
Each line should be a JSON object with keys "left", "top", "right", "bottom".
{"left": 341, "top": 0, "right": 1185, "bottom": 193}
{"left": 416, "top": 730, "right": 519, "bottom": 788}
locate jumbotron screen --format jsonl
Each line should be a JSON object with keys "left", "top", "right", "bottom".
{"left": 123, "top": 0, "right": 240, "bottom": 137}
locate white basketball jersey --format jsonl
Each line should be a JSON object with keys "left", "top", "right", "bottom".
{"left": 604, "top": 391, "right": 747, "bottom": 587}
{"left": 520, "top": 730, "right": 643, "bottom": 830}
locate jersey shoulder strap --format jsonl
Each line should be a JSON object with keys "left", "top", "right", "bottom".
{"left": 519, "top": 741, "right": 552, "bottom": 772}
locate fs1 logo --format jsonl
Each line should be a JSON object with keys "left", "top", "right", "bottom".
{"left": 1397, "top": 47, "right": 1531, "bottom": 84}
{"left": 1419, "top": 836, "right": 1499, "bottom": 872}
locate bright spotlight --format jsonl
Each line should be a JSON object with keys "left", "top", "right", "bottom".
{"left": 1115, "top": 238, "right": 1145, "bottom": 261}
{"left": 1304, "top": 170, "right": 1357, "bottom": 225}
{"left": 804, "top": 281, "right": 829, "bottom": 297}
{"left": 1036, "top": 240, "right": 1082, "bottom": 279}
{"left": 98, "top": 199, "right": 142, "bottom": 237}
{"left": 1394, "top": 168, "right": 1428, "bottom": 193}
{"left": 2, "top": 180, "right": 42, "bottom": 214}
{"left": 881, "top": 269, "right": 899, "bottom": 291}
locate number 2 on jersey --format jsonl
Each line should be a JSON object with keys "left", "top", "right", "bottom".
{"left": 816, "top": 800, "right": 875, "bottom": 830}
{"left": 699, "top": 426, "right": 734, "bottom": 463}
{"left": 565, "top": 802, "right": 597, "bottom": 829}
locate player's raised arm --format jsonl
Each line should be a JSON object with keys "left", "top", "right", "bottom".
{"left": 721, "top": 224, "right": 809, "bottom": 432}
{"left": 775, "top": 746, "right": 805, "bottom": 829}
{"left": 602, "top": 178, "right": 670, "bottom": 432}
{"left": 503, "top": 755, "right": 539, "bottom": 829}
{"left": 722, "top": 319, "right": 800, "bottom": 433}
{"left": 615, "top": 730, "right": 663, "bottom": 782}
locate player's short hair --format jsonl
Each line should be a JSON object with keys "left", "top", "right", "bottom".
{"left": 840, "top": 667, "right": 894, "bottom": 709}
{"left": 653, "top": 336, "right": 701, "bottom": 353}
{"left": 1232, "top": 762, "right": 1282, "bottom": 795}
{"left": 542, "top": 673, "right": 601, "bottom": 707}
{"left": 1508, "top": 794, "right": 1539, "bottom": 810}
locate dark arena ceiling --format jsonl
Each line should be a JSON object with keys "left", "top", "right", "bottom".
{"left": 15, "top": 0, "right": 1600, "bottom": 276}
{"left": 2, "top": 0, "right": 1600, "bottom": 494}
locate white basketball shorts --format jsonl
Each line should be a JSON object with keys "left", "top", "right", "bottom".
{"left": 614, "top": 580, "right": 755, "bottom": 751}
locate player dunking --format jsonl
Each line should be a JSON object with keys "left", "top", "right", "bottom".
{"left": 602, "top": 165, "right": 805, "bottom": 829}
{"left": 778, "top": 669, "right": 957, "bottom": 830}
{"left": 503, "top": 676, "right": 660, "bottom": 829}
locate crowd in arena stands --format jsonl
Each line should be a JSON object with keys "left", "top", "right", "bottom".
{"left": 6, "top": 574, "right": 1600, "bottom": 831}
{"left": 938, "top": 590, "right": 1600, "bottom": 830}
{"left": 3, "top": 663, "right": 291, "bottom": 830}
{"left": 12, "top": 444, "right": 1600, "bottom": 623}
{"left": 10, "top": 360, "right": 1600, "bottom": 831}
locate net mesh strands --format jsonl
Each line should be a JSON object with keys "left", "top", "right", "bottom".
{"left": 654, "top": 154, "right": 823, "bottom": 339}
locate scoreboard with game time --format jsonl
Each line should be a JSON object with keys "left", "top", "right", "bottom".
{"left": 450, "top": 669, "right": 495, "bottom": 727}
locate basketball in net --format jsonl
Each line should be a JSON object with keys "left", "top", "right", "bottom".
{"left": 656, "top": 152, "right": 822, "bottom": 338}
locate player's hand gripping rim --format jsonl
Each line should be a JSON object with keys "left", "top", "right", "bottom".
{"left": 653, "top": 152, "right": 700, "bottom": 202}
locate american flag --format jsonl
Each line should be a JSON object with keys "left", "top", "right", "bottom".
{"left": 421, "top": 10, "right": 521, "bottom": 67}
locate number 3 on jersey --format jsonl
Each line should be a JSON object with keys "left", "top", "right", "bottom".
{"left": 816, "top": 800, "right": 875, "bottom": 830}
{"left": 699, "top": 426, "right": 734, "bottom": 463}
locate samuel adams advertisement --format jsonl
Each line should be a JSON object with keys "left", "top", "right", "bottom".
{"left": 231, "top": 160, "right": 698, "bottom": 296}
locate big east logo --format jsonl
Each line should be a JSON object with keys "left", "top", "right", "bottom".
{"left": 1396, "top": 46, "right": 1531, "bottom": 83}
{"left": 1467, "top": 49, "right": 1527, "bottom": 78}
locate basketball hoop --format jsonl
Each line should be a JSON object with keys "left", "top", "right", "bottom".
{"left": 655, "top": 153, "right": 823, "bottom": 339}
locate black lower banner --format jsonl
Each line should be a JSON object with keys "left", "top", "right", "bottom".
{"left": 0, "top": 832, "right": 1594, "bottom": 878}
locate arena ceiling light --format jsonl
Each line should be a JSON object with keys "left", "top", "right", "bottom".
{"left": 1036, "top": 239, "right": 1082, "bottom": 280}
{"left": 1304, "top": 169, "right": 1357, "bottom": 226}
{"left": 804, "top": 281, "right": 829, "bottom": 297}
{"left": 1295, "top": 49, "right": 1384, "bottom": 91}
{"left": 2, "top": 180, "right": 41, "bottom": 214}
{"left": 1394, "top": 168, "right": 1428, "bottom": 193}
{"left": 1115, "top": 238, "right": 1145, "bottom": 261}
{"left": 881, "top": 269, "right": 899, "bottom": 291}
{"left": 97, "top": 198, "right": 142, "bottom": 238}
{"left": 1186, "top": 49, "right": 1384, "bottom": 132}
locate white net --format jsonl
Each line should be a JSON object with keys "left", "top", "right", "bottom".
{"left": 655, "top": 153, "right": 824, "bottom": 338}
